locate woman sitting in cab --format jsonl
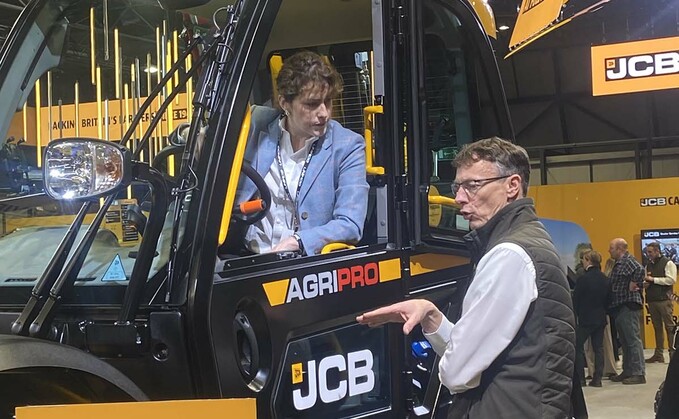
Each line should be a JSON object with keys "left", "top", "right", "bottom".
{"left": 236, "top": 51, "right": 368, "bottom": 255}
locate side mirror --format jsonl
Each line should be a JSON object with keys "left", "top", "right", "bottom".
{"left": 43, "top": 138, "right": 132, "bottom": 200}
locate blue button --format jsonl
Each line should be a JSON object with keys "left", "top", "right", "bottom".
{"left": 411, "top": 340, "right": 432, "bottom": 359}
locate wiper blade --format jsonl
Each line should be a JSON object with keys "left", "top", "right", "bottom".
{"left": 29, "top": 196, "right": 115, "bottom": 339}
{"left": 11, "top": 201, "right": 92, "bottom": 336}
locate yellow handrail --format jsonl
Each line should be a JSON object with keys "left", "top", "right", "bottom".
{"left": 219, "top": 106, "right": 252, "bottom": 245}
{"left": 364, "top": 105, "right": 385, "bottom": 175}
{"left": 269, "top": 54, "right": 283, "bottom": 102}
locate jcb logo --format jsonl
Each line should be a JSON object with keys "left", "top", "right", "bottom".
{"left": 640, "top": 197, "right": 667, "bottom": 207}
{"left": 640, "top": 196, "right": 679, "bottom": 207}
{"left": 292, "top": 349, "right": 375, "bottom": 411}
{"left": 644, "top": 231, "right": 660, "bottom": 238}
{"left": 592, "top": 36, "right": 679, "bottom": 96}
{"left": 605, "top": 52, "right": 679, "bottom": 81}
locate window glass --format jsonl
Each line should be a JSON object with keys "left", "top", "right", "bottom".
{"left": 0, "top": 0, "right": 196, "bottom": 305}
{"left": 421, "top": 0, "right": 499, "bottom": 238}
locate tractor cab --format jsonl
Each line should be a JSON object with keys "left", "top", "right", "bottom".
{"left": 0, "top": 0, "right": 512, "bottom": 417}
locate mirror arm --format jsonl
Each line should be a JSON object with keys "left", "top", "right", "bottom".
{"left": 117, "top": 163, "right": 168, "bottom": 324}
{"left": 11, "top": 201, "right": 93, "bottom": 336}
{"left": 29, "top": 195, "right": 116, "bottom": 338}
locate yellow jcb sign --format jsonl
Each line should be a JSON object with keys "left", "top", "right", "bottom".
{"left": 591, "top": 36, "right": 679, "bottom": 96}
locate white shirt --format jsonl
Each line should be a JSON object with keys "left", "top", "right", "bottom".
{"left": 424, "top": 242, "right": 538, "bottom": 393}
{"left": 245, "top": 118, "right": 317, "bottom": 253}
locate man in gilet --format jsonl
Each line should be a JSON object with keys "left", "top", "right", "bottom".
{"left": 644, "top": 242, "right": 677, "bottom": 363}
{"left": 357, "top": 137, "right": 576, "bottom": 418}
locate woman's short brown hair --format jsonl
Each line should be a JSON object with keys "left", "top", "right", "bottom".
{"left": 582, "top": 250, "right": 602, "bottom": 268}
{"left": 276, "top": 51, "right": 343, "bottom": 103}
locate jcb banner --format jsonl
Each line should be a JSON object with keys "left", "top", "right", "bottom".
{"left": 592, "top": 36, "right": 679, "bottom": 96}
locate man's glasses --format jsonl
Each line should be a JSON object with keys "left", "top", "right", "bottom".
{"left": 451, "top": 175, "right": 511, "bottom": 197}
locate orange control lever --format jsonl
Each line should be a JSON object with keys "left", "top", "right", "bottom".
{"left": 236, "top": 199, "right": 266, "bottom": 215}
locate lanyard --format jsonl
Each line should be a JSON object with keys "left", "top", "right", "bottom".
{"left": 275, "top": 139, "right": 318, "bottom": 231}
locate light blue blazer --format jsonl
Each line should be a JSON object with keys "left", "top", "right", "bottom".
{"left": 236, "top": 106, "right": 369, "bottom": 255}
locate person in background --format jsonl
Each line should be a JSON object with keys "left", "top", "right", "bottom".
{"left": 235, "top": 51, "right": 369, "bottom": 255}
{"left": 574, "top": 250, "right": 609, "bottom": 387}
{"left": 656, "top": 294, "right": 679, "bottom": 418}
{"left": 608, "top": 238, "right": 646, "bottom": 385}
{"left": 357, "top": 137, "right": 576, "bottom": 418}
{"left": 585, "top": 258, "right": 619, "bottom": 380}
{"left": 603, "top": 257, "right": 621, "bottom": 363}
{"left": 644, "top": 241, "right": 677, "bottom": 363}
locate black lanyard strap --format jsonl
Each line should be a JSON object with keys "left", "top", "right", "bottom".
{"left": 275, "top": 139, "right": 318, "bottom": 230}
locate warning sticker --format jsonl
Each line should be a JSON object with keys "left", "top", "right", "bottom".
{"left": 101, "top": 254, "right": 128, "bottom": 281}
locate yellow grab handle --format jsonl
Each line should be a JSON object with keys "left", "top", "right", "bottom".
{"left": 428, "top": 195, "right": 459, "bottom": 207}
{"left": 321, "top": 243, "right": 356, "bottom": 254}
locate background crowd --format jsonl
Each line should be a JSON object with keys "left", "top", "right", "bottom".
{"left": 572, "top": 239, "right": 677, "bottom": 391}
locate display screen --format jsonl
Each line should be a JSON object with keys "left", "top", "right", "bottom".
{"left": 640, "top": 229, "right": 679, "bottom": 266}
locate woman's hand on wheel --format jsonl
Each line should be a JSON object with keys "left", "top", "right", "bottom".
{"left": 272, "top": 236, "right": 300, "bottom": 252}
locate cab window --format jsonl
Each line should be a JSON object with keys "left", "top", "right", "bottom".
{"left": 420, "top": 0, "right": 501, "bottom": 241}
{"left": 0, "top": 2, "right": 180, "bottom": 306}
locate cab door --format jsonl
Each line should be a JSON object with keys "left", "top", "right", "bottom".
{"left": 406, "top": 0, "right": 514, "bottom": 284}
{"left": 397, "top": 0, "right": 514, "bottom": 415}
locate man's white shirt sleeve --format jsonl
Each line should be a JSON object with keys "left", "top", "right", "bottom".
{"left": 423, "top": 242, "right": 538, "bottom": 393}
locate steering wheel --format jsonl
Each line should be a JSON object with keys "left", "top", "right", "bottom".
{"left": 233, "top": 163, "right": 271, "bottom": 225}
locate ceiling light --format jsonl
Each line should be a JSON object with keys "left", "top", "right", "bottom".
{"left": 143, "top": 66, "right": 158, "bottom": 74}
{"left": 499, "top": 25, "right": 510, "bottom": 31}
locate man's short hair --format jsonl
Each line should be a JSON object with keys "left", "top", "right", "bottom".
{"left": 616, "top": 239, "right": 629, "bottom": 251}
{"left": 647, "top": 242, "right": 661, "bottom": 252}
{"left": 453, "top": 137, "right": 530, "bottom": 195}
{"left": 582, "top": 250, "right": 602, "bottom": 268}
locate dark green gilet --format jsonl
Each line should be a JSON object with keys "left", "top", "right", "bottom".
{"left": 646, "top": 256, "right": 671, "bottom": 302}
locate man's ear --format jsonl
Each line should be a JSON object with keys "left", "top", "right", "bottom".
{"left": 507, "top": 174, "right": 522, "bottom": 199}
